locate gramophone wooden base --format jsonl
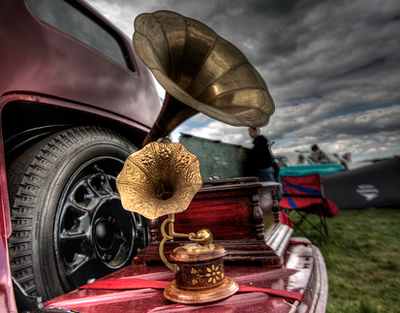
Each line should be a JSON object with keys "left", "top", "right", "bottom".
{"left": 134, "top": 223, "right": 293, "bottom": 267}
{"left": 164, "top": 276, "right": 239, "bottom": 304}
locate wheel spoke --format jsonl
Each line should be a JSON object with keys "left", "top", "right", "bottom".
{"left": 59, "top": 231, "right": 87, "bottom": 241}
{"left": 67, "top": 178, "right": 101, "bottom": 212}
{"left": 63, "top": 199, "right": 88, "bottom": 215}
{"left": 59, "top": 204, "right": 91, "bottom": 242}
{"left": 88, "top": 173, "right": 117, "bottom": 198}
{"left": 65, "top": 253, "right": 91, "bottom": 276}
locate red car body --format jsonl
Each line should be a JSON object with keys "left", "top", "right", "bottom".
{"left": 1, "top": 0, "right": 161, "bottom": 311}
{"left": 0, "top": 1, "right": 328, "bottom": 312}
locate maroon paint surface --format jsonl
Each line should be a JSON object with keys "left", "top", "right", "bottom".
{"left": 44, "top": 241, "right": 328, "bottom": 312}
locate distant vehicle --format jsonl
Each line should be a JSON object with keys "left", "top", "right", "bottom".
{"left": 274, "top": 152, "right": 315, "bottom": 168}
{"left": 324, "top": 153, "right": 373, "bottom": 170}
{"left": 275, "top": 151, "right": 373, "bottom": 171}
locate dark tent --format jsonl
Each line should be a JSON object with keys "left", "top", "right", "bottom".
{"left": 322, "top": 157, "right": 400, "bottom": 210}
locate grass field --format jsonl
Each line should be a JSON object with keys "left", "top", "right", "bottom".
{"left": 291, "top": 208, "right": 400, "bottom": 313}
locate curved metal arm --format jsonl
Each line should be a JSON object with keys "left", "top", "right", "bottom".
{"left": 159, "top": 214, "right": 211, "bottom": 273}
{"left": 159, "top": 214, "right": 195, "bottom": 273}
{"left": 159, "top": 214, "right": 179, "bottom": 273}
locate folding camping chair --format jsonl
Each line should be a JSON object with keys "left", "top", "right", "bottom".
{"left": 279, "top": 173, "right": 339, "bottom": 246}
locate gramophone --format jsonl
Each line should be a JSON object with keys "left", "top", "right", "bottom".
{"left": 116, "top": 10, "right": 275, "bottom": 304}
{"left": 117, "top": 141, "right": 239, "bottom": 303}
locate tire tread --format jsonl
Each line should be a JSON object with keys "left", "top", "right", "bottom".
{"left": 7, "top": 126, "right": 137, "bottom": 299}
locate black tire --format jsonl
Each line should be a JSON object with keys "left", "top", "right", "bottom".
{"left": 7, "top": 126, "right": 149, "bottom": 301}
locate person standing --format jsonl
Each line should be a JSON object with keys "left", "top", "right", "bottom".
{"left": 248, "top": 127, "right": 275, "bottom": 181}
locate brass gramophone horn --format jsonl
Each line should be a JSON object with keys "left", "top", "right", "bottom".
{"left": 133, "top": 10, "right": 275, "bottom": 146}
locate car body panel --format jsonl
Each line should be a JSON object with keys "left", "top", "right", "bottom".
{"left": 0, "top": 190, "right": 17, "bottom": 312}
{"left": 0, "top": 0, "right": 161, "bottom": 131}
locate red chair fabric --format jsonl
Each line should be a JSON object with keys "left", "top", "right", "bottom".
{"left": 279, "top": 174, "right": 338, "bottom": 217}
{"left": 279, "top": 174, "right": 338, "bottom": 245}
{"left": 279, "top": 211, "right": 293, "bottom": 228}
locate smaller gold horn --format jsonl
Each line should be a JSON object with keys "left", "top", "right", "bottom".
{"left": 116, "top": 142, "right": 202, "bottom": 220}
{"left": 133, "top": 11, "right": 275, "bottom": 146}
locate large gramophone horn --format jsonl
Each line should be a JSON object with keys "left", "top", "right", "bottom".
{"left": 133, "top": 11, "right": 275, "bottom": 146}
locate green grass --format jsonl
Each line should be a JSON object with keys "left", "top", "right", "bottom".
{"left": 291, "top": 208, "right": 400, "bottom": 313}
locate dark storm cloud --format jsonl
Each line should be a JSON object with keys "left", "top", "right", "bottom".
{"left": 87, "top": 0, "right": 400, "bottom": 162}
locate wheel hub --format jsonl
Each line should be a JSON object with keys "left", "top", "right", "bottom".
{"left": 91, "top": 198, "right": 130, "bottom": 265}
{"left": 94, "top": 217, "right": 116, "bottom": 251}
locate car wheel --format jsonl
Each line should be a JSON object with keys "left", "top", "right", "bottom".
{"left": 7, "top": 126, "right": 149, "bottom": 301}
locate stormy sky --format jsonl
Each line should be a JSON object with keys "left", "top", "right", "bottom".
{"left": 86, "top": 0, "right": 400, "bottom": 162}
